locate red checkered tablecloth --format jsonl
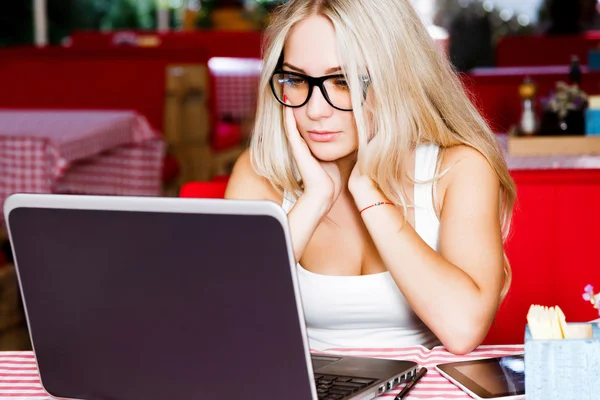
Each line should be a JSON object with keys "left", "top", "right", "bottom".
{"left": 215, "top": 74, "right": 259, "bottom": 120}
{"left": 210, "top": 58, "right": 261, "bottom": 121}
{"left": 0, "top": 345, "right": 523, "bottom": 399}
{"left": 0, "top": 110, "right": 164, "bottom": 224}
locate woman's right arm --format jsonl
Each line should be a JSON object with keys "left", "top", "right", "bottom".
{"left": 225, "top": 150, "right": 332, "bottom": 263}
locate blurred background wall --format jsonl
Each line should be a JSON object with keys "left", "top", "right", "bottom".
{"left": 3, "top": 1, "right": 599, "bottom": 71}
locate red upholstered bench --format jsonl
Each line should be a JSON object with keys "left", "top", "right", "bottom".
{"left": 180, "top": 170, "right": 600, "bottom": 346}
{"left": 483, "top": 169, "right": 600, "bottom": 345}
{"left": 179, "top": 181, "right": 228, "bottom": 199}
{"left": 496, "top": 32, "right": 600, "bottom": 67}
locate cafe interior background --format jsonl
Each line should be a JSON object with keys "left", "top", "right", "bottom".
{"left": 1, "top": 0, "right": 600, "bottom": 351}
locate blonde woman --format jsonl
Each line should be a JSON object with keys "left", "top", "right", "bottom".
{"left": 226, "top": 0, "right": 516, "bottom": 355}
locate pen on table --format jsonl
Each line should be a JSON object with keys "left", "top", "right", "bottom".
{"left": 394, "top": 367, "right": 427, "bottom": 400}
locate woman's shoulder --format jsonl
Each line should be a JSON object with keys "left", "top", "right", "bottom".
{"left": 441, "top": 144, "right": 494, "bottom": 171}
{"left": 433, "top": 144, "right": 500, "bottom": 212}
{"left": 224, "top": 149, "right": 283, "bottom": 203}
{"left": 441, "top": 142, "right": 500, "bottom": 195}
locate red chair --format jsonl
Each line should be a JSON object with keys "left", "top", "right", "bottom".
{"left": 179, "top": 181, "right": 228, "bottom": 199}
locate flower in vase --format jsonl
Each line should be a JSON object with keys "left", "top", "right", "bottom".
{"left": 544, "top": 81, "right": 588, "bottom": 120}
{"left": 582, "top": 284, "right": 600, "bottom": 317}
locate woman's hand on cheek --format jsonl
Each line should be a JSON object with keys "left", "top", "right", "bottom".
{"left": 348, "top": 134, "right": 384, "bottom": 210}
{"left": 348, "top": 162, "right": 377, "bottom": 197}
{"left": 348, "top": 133, "right": 378, "bottom": 194}
{"left": 284, "top": 101, "right": 342, "bottom": 211}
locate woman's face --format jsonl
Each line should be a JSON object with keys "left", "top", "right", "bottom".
{"left": 282, "top": 14, "right": 358, "bottom": 162}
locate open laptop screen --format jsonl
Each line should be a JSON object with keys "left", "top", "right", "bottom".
{"left": 7, "top": 199, "right": 313, "bottom": 400}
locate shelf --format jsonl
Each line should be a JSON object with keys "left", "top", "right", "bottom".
{"left": 507, "top": 135, "right": 600, "bottom": 156}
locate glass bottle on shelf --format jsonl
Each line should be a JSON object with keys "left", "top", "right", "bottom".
{"left": 518, "top": 77, "right": 538, "bottom": 136}
{"left": 569, "top": 55, "right": 582, "bottom": 88}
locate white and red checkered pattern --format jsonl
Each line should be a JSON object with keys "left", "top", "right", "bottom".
{"left": 54, "top": 140, "right": 164, "bottom": 195}
{"left": 209, "top": 57, "right": 261, "bottom": 121}
{"left": 0, "top": 345, "right": 522, "bottom": 399}
{"left": 214, "top": 74, "right": 260, "bottom": 120}
{"left": 0, "top": 110, "right": 164, "bottom": 224}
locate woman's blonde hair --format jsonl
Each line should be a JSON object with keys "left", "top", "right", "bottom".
{"left": 249, "top": 0, "right": 516, "bottom": 299}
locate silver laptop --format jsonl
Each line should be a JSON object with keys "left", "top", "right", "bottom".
{"left": 4, "top": 193, "right": 418, "bottom": 400}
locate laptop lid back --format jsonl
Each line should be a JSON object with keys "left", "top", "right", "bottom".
{"left": 4, "top": 194, "right": 315, "bottom": 400}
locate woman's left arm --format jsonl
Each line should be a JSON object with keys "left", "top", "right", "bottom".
{"left": 350, "top": 146, "right": 505, "bottom": 355}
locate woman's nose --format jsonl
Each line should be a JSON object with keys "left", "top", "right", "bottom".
{"left": 306, "top": 86, "right": 334, "bottom": 120}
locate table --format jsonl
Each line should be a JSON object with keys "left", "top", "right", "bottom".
{"left": 0, "top": 345, "right": 523, "bottom": 399}
{"left": 0, "top": 110, "right": 164, "bottom": 225}
{"left": 499, "top": 134, "right": 600, "bottom": 170}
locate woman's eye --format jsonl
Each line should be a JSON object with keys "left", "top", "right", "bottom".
{"left": 285, "top": 77, "right": 306, "bottom": 87}
{"left": 334, "top": 79, "right": 349, "bottom": 89}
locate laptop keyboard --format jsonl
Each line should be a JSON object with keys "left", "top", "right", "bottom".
{"left": 314, "top": 374, "right": 376, "bottom": 399}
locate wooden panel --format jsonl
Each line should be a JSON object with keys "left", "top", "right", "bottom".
{"left": 170, "top": 142, "right": 212, "bottom": 183}
{"left": 508, "top": 135, "right": 600, "bottom": 156}
{"left": 164, "top": 64, "right": 210, "bottom": 145}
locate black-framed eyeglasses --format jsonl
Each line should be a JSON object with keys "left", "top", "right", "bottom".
{"left": 270, "top": 70, "right": 369, "bottom": 112}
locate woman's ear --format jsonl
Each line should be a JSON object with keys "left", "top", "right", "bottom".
{"left": 363, "top": 104, "right": 375, "bottom": 141}
{"left": 367, "top": 129, "right": 381, "bottom": 144}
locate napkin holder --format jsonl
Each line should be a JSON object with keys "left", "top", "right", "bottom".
{"left": 525, "top": 323, "right": 600, "bottom": 400}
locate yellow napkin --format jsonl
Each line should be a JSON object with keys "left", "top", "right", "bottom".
{"left": 588, "top": 95, "right": 600, "bottom": 110}
{"left": 527, "top": 304, "right": 568, "bottom": 340}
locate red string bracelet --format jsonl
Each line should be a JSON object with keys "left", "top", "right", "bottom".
{"left": 359, "top": 201, "right": 394, "bottom": 214}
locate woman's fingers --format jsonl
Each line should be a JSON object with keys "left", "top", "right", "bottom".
{"left": 283, "top": 98, "right": 303, "bottom": 147}
{"left": 284, "top": 100, "right": 317, "bottom": 170}
{"left": 282, "top": 95, "right": 338, "bottom": 200}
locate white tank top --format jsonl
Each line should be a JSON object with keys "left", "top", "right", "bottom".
{"left": 282, "top": 143, "right": 442, "bottom": 350}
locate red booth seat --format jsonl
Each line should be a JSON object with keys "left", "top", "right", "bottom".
{"left": 484, "top": 169, "right": 600, "bottom": 344}
{"left": 181, "top": 170, "right": 600, "bottom": 345}
{"left": 496, "top": 32, "right": 600, "bottom": 67}
{"left": 0, "top": 46, "right": 209, "bottom": 139}
{"left": 70, "top": 30, "right": 263, "bottom": 59}
{"left": 212, "top": 121, "right": 242, "bottom": 151}
{"left": 180, "top": 181, "right": 228, "bottom": 199}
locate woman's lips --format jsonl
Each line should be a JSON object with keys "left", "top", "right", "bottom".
{"left": 308, "top": 131, "right": 341, "bottom": 142}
